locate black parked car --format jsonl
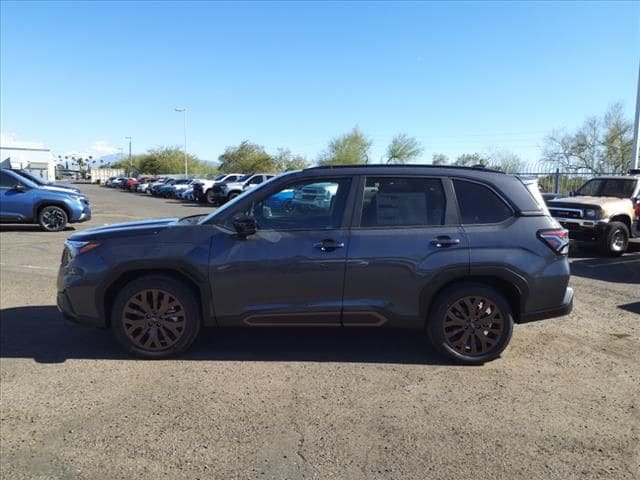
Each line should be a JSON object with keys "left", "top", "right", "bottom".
{"left": 57, "top": 165, "right": 573, "bottom": 364}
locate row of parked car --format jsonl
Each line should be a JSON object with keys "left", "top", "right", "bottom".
{"left": 104, "top": 173, "right": 276, "bottom": 206}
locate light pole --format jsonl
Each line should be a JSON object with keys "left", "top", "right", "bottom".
{"left": 125, "top": 136, "right": 132, "bottom": 175}
{"left": 175, "top": 107, "right": 188, "bottom": 177}
{"left": 631, "top": 60, "right": 640, "bottom": 170}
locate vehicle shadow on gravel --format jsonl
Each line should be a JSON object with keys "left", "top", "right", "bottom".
{"left": 0, "top": 306, "right": 459, "bottom": 365}
{"left": 0, "top": 225, "right": 76, "bottom": 232}
{"left": 569, "top": 242, "right": 640, "bottom": 284}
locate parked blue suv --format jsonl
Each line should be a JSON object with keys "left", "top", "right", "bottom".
{"left": 0, "top": 169, "right": 91, "bottom": 231}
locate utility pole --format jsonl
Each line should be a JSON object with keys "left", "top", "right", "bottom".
{"left": 175, "top": 107, "right": 188, "bottom": 177}
{"left": 125, "top": 136, "right": 132, "bottom": 175}
{"left": 631, "top": 60, "right": 640, "bottom": 170}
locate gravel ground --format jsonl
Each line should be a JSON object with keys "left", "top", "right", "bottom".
{"left": 1, "top": 184, "right": 639, "bottom": 480}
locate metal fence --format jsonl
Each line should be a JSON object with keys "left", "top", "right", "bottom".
{"left": 515, "top": 168, "right": 621, "bottom": 195}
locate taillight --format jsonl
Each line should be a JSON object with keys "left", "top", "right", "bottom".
{"left": 538, "top": 228, "right": 569, "bottom": 255}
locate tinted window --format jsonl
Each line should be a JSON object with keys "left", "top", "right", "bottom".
{"left": 247, "top": 175, "right": 264, "bottom": 185}
{"left": 249, "top": 178, "right": 352, "bottom": 230}
{"left": 453, "top": 180, "right": 512, "bottom": 224}
{"left": 0, "top": 171, "right": 16, "bottom": 188}
{"left": 360, "top": 177, "right": 446, "bottom": 227}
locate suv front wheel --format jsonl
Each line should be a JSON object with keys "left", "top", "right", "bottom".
{"left": 600, "top": 221, "right": 629, "bottom": 257}
{"left": 111, "top": 275, "right": 201, "bottom": 359}
{"left": 38, "top": 205, "right": 68, "bottom": 232}
{"left": 428, "top": 283, "right": 514, "bottom": 365}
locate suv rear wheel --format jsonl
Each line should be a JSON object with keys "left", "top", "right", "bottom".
{"left": 205, "top": 189, "right": 216, "bottom": 204}
{"left": 600, "top": 221, "right": 628, "bottom": 257}
{"left": 111, "top": 275, "right": 201, "bottom": 359}
{"left": 427, "top": 283, "right": 514, "bottom": 365}
{"left": 38, "top": 205, "right": 68, "bottom": 232}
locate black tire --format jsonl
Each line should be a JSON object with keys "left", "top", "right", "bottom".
{"left": 111, "top": 275, "right": 201, "bottom": 359}
{"left": 427, "top": 283, "right": 514, "bottom": 365}
{"left": 228, "top": 191, "right": 240, "bottom": 201}
{"left": 205, "top": 189, "right": 216, "bottom": 204}
{"left": 600, "top": 221, "right": 628, "bottom": 257}
{"left": 38, "top": 205, "right": 68, "bottom": 232}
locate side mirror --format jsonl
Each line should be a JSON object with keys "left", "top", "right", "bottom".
{"left": 12, "top": 183, "right": 26, "bottom": 192}
{"left": 233, "top": 215, "right": 257, "bottom": 237}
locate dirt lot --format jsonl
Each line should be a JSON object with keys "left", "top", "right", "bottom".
{"left": 1, "top": 184, "right": 638, "bottom": 480}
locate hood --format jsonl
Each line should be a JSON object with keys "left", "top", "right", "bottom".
{"left": 41, "top": 184, "right": 82, "bottom": 194}
{"left": 69, "top": 217, "right": 178, "bottom": 241}
{"left": 548, "top": 196, "right": 634, "bottom": 217}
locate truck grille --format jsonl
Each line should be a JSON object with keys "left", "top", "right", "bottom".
{"left": 549, "top": 208, "right": 582, "bottom": 219}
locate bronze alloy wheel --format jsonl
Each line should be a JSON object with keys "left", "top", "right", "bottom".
{"left": 122, "top": 289, "right": 187, "bottom": 351}
{"left": 443, "top": 296, "right": 505, "bottom": 356}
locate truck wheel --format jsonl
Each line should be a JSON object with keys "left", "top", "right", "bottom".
{"left": 111, "top": 275, "right": 201, "bottom": 359}
{"left": 38, "top": 205, "right": 68, "bottom": 232}
{"left": 600, "top": 221, "right": 628, "bottom": 257}
{"left": 205, "top": 189, "right": 216, "bottom": 204}
{"left": 427, "top": 283, "right": 514, "bottom": 365}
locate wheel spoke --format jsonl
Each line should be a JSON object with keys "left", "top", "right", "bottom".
{"left": 443, "top": 295, "right": 505, "bottom": 357}
{"left": 121, "top": 288, "right": 187, "bottom": 351}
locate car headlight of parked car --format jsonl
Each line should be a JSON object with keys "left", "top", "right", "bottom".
{"left": 583, "top": 208, "right": 602, "bottom": 219}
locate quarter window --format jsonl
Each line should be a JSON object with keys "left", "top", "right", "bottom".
{"left": 453, "top": 179, "right": 512, "bottom": 224}
{"left": 249, "top": 178, "right": 352, "bottom": 230}
{"left": 360, "top": 177, "right": 446, "bottom": 227}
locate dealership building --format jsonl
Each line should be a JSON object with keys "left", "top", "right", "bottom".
{"left": 0, "top": 145, "right": 57, "bottom": 180}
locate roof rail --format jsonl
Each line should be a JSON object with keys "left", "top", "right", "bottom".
{"left": 305, "top": 164, "right": 505, "bottom": 174}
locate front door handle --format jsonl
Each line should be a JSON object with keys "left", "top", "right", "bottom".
{"left": 430, "top": 236, "right": 461, "bottom": 248}
{"left": 314, "top": 239, "right": 345, "bottom": 252}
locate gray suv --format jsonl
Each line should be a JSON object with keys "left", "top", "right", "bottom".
{"left": 57, "top": 165, "right": 573, "bottom": 364}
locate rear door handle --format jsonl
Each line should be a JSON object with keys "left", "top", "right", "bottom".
{"left": 314, "top": 239, "right": 345, "bottom": 252}
{"left": 430, "top": 236, "right": 461, "bottom": 248}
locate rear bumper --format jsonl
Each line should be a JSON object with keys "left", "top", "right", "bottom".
{"left": 519, "top": 286, "right": 574, "bottom": 323}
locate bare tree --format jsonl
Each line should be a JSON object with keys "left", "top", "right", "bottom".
{"left": 542, "top": 103, "right": 633, "bottom": 174}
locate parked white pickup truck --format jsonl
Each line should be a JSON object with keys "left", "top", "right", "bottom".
{"left": 192, "top": 174, "right": 243, "bottom": 204}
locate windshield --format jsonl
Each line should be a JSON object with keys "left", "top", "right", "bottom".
{"left": 14, "top": 170, "right": 46, "bottom": 185}
{"left": 236, "top": 174, "right": 252, "bottom": 182}
{"left": 576, "top": 178, "right": 637, "bottom": 198}
{"left": 213, "top": 174, "right": 226, "bottom": 181}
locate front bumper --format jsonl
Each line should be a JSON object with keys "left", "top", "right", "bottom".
{"left": 57, "top": 291, "right": 104, "bottom": 327}
{"left": 553, "top": 217, "right": 608, "bottom": 241}
{"left": 519, "top": 286, "right": 574, "bottom": 323}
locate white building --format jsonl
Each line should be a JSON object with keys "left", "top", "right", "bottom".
{"left": 0, "top": 146, "right": 56, "bottom": 180}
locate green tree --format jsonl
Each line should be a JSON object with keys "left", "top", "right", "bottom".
{"left": 486, "top": 149, "right": 523, "bottom": 173}
{"left": 217, "top": 141, "right": 277, "bottom": 173}
{"left": 454, "top": 153, "right": 489, "bottom": 167}
{"left": 431, "top": 153, "right": 449, "bottom": 165}
{"left": 111, "top": 146, "right": 215, "bottom": 176}
{"left": 384, "top": 134, "right": 423, "bottom": 164}
{"left": 542, "top": 102, "right": 634, "bottom": 174}
{"left": 273, "top": 148, "right": 309, "bottom": 171}
{"left": 318, "top": 127, "right": 372, "bottom": 166}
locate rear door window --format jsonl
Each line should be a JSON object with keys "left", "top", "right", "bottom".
{"left": 453, "top": 179, "right": 513, "bottom": 224}
{"left": 360, "top": 177, "right": 446, "bottom": 227}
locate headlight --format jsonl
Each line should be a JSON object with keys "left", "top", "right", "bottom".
{"left": 65, "top": 240, "right": 100, "bottom": 256}
{"left": 583, "top": 208, "right": 603, "bottom": 219}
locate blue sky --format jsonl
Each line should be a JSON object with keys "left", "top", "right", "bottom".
{"left": 1, "top": 1, "right": 638, "bottom": 166}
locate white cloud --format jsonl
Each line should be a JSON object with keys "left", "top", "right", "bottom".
{"left": 0, "top": 132, "right": 45, "bottom": 149}
{"left": 60, "top": 140, "right": 120, "bottom": 163}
